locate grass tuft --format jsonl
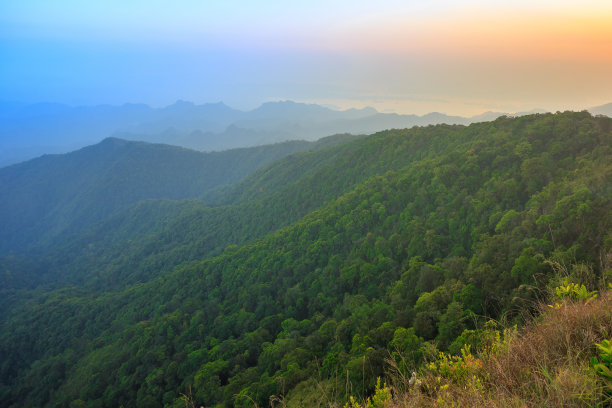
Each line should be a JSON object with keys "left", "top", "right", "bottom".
{"left": 389, "top": 292, "right": 612, "bottom": 407}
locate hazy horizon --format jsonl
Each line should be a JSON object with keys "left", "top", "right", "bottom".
{"left": 2, "top": 1, "right": 612, "bottom": 116}
{"left": 0, "top": 98, "right": 557, "bottom": 116}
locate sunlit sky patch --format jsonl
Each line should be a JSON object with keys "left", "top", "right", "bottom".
{"left": 1, "top": 0, "right": 611, "bottom": 115}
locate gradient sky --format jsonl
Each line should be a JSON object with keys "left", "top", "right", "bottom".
{"left": 1, "top": 0, "right": 611, "bottom": 115}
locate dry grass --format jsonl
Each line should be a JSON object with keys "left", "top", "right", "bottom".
{"left": 391, "top": 292, "right": 612, "bottom": 408}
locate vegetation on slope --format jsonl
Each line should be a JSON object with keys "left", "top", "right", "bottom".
{"left": 3, "top": 122, "right": 474, "bottom": 293}
{"left": 0, "top": 134, "right": 359, "bottom": 254}
{"left": 0, "top": 112, "right": 610, "bottom": 408}
{"left": 346, "top": 287, "right": 612, "bottom": 408}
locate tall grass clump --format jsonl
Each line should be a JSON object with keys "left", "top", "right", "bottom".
{"left": 389, "top": 289, "right": 612, "bottom": 407}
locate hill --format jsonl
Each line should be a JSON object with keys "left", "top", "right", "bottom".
{"left": 384, "top": 291, "right": 612, "bottom": 407}
{"left": 0, "top": 112, "right": 610, "bottom": 408}
{"left": 589, "top": 102, "right": 612, "bottom": 118}
{"left": 0, "top": 134, "right": 359, "bottom": 253}
{"left": 1, "top": 100, "right": 487, "bottom": 167}
{"left": 0, "top": 101, "right": 240, "bottom": 166}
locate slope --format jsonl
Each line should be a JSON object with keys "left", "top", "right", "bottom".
{"left": 385, "top": 290, "right": 612, "bottom": 407}
{"left": 0, "top": 135, "right": 359, "bottom": 254}
{"left": 3, "top": 125, "right": 468, "bottom": 292}
{"left": 0, "top": 112, "right": 610, "bottom": 408}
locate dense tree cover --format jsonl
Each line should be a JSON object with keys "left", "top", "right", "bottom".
{"left": 0, "top": 134, "right": 359, "bottom": 254}
{"left": 2, "top": 126, "right": 465, "bottom": 292}
{"left": 0, "top": 112, "right": 611, "bottom": 408}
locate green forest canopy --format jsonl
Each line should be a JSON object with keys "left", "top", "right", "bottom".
{"left": 0, "top": 111, "right": 611, "bottom": 407}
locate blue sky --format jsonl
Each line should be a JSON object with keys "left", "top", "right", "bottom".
{"left": 2, "top": 0, "right": 611, "bottom": 115}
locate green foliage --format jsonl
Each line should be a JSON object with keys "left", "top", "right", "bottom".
{"left": 0, "top": 111, "right": 610, "bottom": 407}
{"left": 510, "top": 247, "right": 541, "bottom": 283}
{"left": 459, "top": 283, "right": 482, "bottom": 315}
{"left": 425, "top": 345, "right": 486, "bottom": 389}
{"left": 436, "top": 302, "right": 466, "bottom": 348}
{"left": 0, "top": 135, "right": 359, "bottom": 256}
{"left": 549, "top": 278, "right": 598, "bottom": 308}
{"left": 344, "top": 378, "right": 392, "bottom": 408}
{"left": 494, "top": 209, "right": 520, "bottom": 233}
{"left": 591, "top": 339, "right": 612, "bottom": 390}
{"left": 556, "top": 280, "right": 598, "bottom": 302}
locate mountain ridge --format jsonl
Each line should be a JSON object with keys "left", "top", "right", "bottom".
{"left": 0, "top": 134, "right": 360, "bottom": 254}
{"left": 5, "top": 99, "right": 605, "bottom": 167}
{"left": 1, "top": 111, "right": 610, "bottom": 407}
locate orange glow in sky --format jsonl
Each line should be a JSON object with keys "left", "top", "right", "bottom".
{"left": 2, "top": 1, "right": 612, "bottom": 115}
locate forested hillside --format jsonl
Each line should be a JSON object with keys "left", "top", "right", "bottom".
{"left": 0, "top": 134, "right": 358, "bottom": 254}
{"left": 0, "top": 112, "right": 610, "bottom": 408}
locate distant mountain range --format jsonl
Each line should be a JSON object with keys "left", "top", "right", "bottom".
{"left": 589, "top": 102, "right": 612, "bottom": 117}
{"left": 1, "top": 100, "right": 610, "bottom": 167}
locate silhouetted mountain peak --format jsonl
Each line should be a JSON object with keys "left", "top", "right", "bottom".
{"left": 100, "top": 136, "right": 128, "bottom": 145}
{"left": 358, "top": 106, "right": 378, "bottom": 115}
{"left": 252, "top": 100, "right": 332, "bottom": 116}
{"left": 170, "top": 99, "right": 195, "bottom": 107}
{"left": 589, "top": 102, "right": 612, "bottom": 117}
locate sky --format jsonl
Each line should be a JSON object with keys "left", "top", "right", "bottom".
{"left": 1, "top": 0, "right": 612, "bottom": 116}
